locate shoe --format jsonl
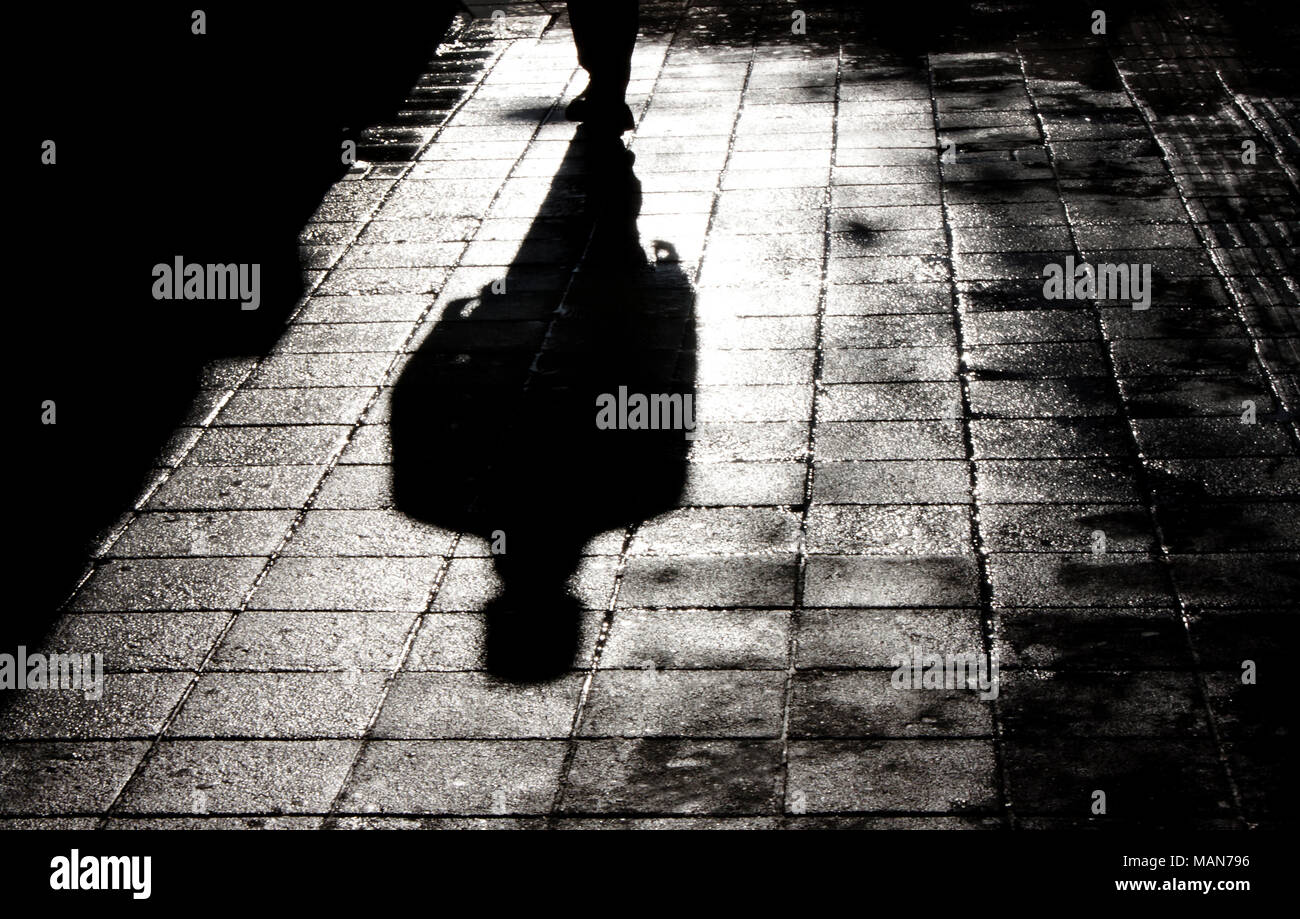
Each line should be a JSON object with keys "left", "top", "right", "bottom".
{"left": 564, "top": 93, "right": 594, "bottom": 121}
{"left": 564, "top": 92, "right": 634, "bottom": 133}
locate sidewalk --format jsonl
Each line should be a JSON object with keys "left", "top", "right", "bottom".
{"left": 2, "top": 0, "right": 1296, "bottom": 828}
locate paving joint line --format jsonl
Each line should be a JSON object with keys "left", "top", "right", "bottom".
{"left": 92, "top": 29, "right": 533, "bottom": 826}
{"left": 773, "top": 36, "right": 840, "bottom": 829}
{"left": 933, "top": 46, "right": 1014, "bottom": 832}
{"left": 1027, "top": 27, "right": 1251, "bottom": 827}
{"left": 548, "top": 6, "right": 723, "bottom": 820}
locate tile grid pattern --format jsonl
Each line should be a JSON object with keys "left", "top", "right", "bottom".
{"left": 2, "top": 1, "right": 1295, "bottom": 828}
{"left": 95, "top": 20, "right": 535, "bottom": 826}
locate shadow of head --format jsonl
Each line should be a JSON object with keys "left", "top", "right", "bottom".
{"left": 391, "top": 127, "right": 697, "bottom": 680}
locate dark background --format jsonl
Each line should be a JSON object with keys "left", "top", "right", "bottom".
{"left": 15, "top": 3, "right": 461, "bottom": 644}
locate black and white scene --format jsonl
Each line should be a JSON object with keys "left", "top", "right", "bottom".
{"left": 4, "top": 0, "right": 1296, "bottom": 900}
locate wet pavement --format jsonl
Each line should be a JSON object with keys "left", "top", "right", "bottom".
{"left": 3, "top": 0, "right": 1297, "bottom": 828}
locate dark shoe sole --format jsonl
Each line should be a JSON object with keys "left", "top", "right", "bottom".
{"left": 564, "top": 96, "right": 634, "bottom": 133}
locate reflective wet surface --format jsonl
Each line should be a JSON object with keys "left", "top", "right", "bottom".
{"left": 5, "top": 1, "right": 1297, "bottom": 828}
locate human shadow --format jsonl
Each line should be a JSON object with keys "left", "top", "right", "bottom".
{"left": 391, "top": 127, "right": 697, "bottom": 681}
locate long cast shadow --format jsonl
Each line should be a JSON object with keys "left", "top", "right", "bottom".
{"left": 391, "top": 127, "right": 697, "bottom": 681}
{"left": 16, "top": 5, "right": 458, "bottom": 650}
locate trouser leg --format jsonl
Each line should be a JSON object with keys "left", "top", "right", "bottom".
{"left": 567, "top": 0, "right": 639, "bottom": 100}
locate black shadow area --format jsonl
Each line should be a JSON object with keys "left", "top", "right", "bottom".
{"left": 391, "top": 129, "right": 697, "bottom": 682}
{"left": 13, "top": 4, "right": 457, "bottom": 648}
